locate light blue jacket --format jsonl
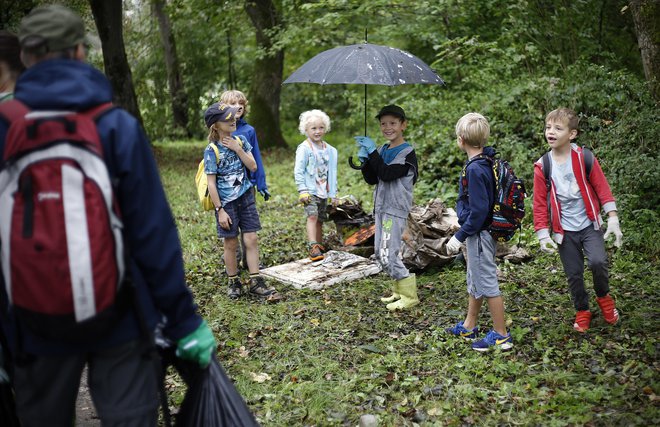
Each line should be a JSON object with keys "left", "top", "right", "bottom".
{"left": 294, "top": 140, "right": 338, "bottom": 198}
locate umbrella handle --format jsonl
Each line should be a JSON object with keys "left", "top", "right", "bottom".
{"left": 348, "top": 156, "right": 363, "bottom": 170}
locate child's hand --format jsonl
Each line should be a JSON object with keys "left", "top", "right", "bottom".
{"left": 220, "top": 136, "right": 241, "bottom": 152}
{"left": 357, "top": 145, "right": 369, "bottom": 162}
{"left": 603, "top": 216, "right": 623, "bottom": 247}
{"left": 216, "top": 208, "right": 232, "bottom": 230}
{"left": 445, "top": 236, "right": 462, "bottom": 255}
{"left": 354, "top": 136, "right": 376, "bottom": 154}
{"left": 259, "top": 188, "right": 271, "bottom": 201}
{"left": 539, "top": 237, "right": 557, "bottom": 254}
{"left": 299, "top": 192, "right": 311, "bottom": 205}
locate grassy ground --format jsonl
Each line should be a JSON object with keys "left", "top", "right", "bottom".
{"left": 154, "top": 140, "right": 658, "bottom": 426}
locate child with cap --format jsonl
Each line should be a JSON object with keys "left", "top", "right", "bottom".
{"left": 444, "top": 113, "right": 513, "bottom": 351}
{"left": 203, "top": 102, "right": 281, "bottom": 302}
{"left": 294, "top": 109, "right": 338, "bottom": 261}
{"left": 220, "top": 90, "right": 270, "bottom": 270}
{"left": 533, "top": 107, "right": 622, "bottom": 333}
{"left": 355, "top": 104, "right": 419, "bottom": 310}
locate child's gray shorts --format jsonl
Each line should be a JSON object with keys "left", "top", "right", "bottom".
{"left": 466, "top": 230, "right": 500, "bottom": 299}
{"left": 303, "top": 195, "right": 328, "bottom": 221}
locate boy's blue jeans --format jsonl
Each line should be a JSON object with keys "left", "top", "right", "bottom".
{"left": 558, "top": 226, "right": 610, "bottom": 311}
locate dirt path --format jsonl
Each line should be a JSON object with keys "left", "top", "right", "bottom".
{"left": 76, "top": 366, "right": 99, "bottom": 426}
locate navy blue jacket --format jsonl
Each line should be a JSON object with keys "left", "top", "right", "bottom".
{"left": 0, "top": 59, "right": 201, "bottom": 355}
{"left": 455, "top": 146, "right": 495, "bottom": 242}
{"left": 234, "top": 118, "right": 268, "bottom": 192}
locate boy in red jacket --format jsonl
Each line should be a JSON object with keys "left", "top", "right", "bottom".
{"left": 533, "top": 108, "right": 623, "bottom": 333}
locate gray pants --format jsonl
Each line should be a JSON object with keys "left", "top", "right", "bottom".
{"left": 14, "top": 340, "right": 159, "bottom": 427}
{"left": 558, "top": 226, "right": 609, "bottom": 311}
{"left": 374, "top": 212, "right": 409, "bottom": 280}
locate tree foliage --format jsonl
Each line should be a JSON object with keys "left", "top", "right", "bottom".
{"left": 3, "top": 0, "right": 657, "bottom": 252}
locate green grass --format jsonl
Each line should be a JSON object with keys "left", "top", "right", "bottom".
{"left": 154, "top": 140, "right": 659, "bottom": 426}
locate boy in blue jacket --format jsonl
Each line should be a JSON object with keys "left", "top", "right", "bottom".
{"left": 220, "top": 90, "right": 270, "bottom": 269}
{"left": 445, "top": 113, "right": 513, "bottom": 351}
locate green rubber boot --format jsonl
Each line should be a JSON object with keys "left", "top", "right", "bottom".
{"left": 380, "top": 282, "right": 400, "bottom": 303}
{"left": 386, "top": 274, "right": 419, "bottom": 311}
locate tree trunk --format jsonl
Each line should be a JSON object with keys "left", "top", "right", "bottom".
{"left": 88, "top": 0, "right": 143, "bottom": 127}
{"left": 245, "top": 0, "right": 287, "bottom": 148}
{"left": 629, "top": 0, "right": 660, "bottom": 100}
{"left": 152, "top": 0, "right": 191, "bottom": 137}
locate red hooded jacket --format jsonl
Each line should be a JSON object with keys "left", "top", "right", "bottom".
{"left": 533, "top": 144, "right": 617, "bottom": 244}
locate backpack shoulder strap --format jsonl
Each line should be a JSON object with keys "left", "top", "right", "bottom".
{"left": 541, "top": 152, "right": 552, "bottom": 191}
{"left": 210, "top": 143, "right": 220, "bottom": 165}
{"left": 81, "top": 102, "right": 114, "bottom": 121}
{"left": 582, "top": 147, "right": 594, "bottom": 179}
{"left": 0, "top": 99, "right": 30, "bottom": 124}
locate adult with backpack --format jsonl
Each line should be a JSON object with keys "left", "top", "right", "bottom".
{"left": 0, "top": 29, "right": 23, "bottom": 427}
{"left": 0, "top": 5, "right": 215, "bottom": 427}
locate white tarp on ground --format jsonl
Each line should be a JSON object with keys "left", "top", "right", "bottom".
{"left": 260, "top": 250, "right": 381, "bottom": 290}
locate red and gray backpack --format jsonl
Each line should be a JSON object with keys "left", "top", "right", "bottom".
{"left": 0, "top": 100, "right": 130, "bottom": 342}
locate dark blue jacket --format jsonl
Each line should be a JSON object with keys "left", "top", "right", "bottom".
{"left": 455, "top": 146, "right": 495, "bottom": 242}
{"left": 234, "top": 118, "right": 268, "bottom": 192}
{"left": 0, "top": 59, "right": 201, "bottom": 355}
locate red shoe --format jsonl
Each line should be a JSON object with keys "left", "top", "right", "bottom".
{"left": 596, "top": 295, "right": 620, "bottom": 324}
{"left": 573, "top": 310, "right": 592, "bottom": 333}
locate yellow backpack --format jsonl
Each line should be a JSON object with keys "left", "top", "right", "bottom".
{"left": 195, "top": 143, "right": 221, "bottom": 211}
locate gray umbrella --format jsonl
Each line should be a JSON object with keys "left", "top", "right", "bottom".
{"left": 283, "top": 42, "right": 444, "bottom": 136}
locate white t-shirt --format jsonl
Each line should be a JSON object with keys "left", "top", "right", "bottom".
{"left": 311, "top": 142, "right": 329, "bottom": 199}
{"left": 550, "top": 153, "right": 591, "bottom": 231}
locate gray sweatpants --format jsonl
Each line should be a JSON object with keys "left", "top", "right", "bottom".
{"left": 374, "top": 212, "right": 410, "bottom": 280}
{"left": 558, "top": 226, "right": 610, "bottom": 311}
{"left": 14, "top": 339, "right": 160, "bottom": 427}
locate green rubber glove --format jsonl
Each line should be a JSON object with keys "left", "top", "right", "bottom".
{"left": 176, "top": 320, "right": 216, "bottom": 368}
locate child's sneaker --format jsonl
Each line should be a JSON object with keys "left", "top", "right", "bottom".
{"left": 308, "top": 243, "right": 324, "bottom": 261}
{"left": 596, "top": 294, "right": 620, "bottom": 324}
{"left": 573, "top": 310, "right": 592, "bottom": 332}
{"left": 445, "top": 321, "right": 479, "bottom": 340}
{"left": 227, "top": 277, "right": 243, "bottom": 300}
{"left": 249, "top": 276, "right": 282, "bottom": 303}
{"left": 472, "top": 330, "right": 513, "bottom": 352}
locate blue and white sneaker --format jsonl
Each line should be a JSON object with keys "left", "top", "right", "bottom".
{"left": 472, "top": 330, "right": 513, "bottom": 352}
{"left": 445, "top": 321, "right": 479, "bottom": 340}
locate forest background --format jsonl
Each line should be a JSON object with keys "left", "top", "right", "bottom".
{"left": 2, "top": 1, "right": 659, "bottom": 426}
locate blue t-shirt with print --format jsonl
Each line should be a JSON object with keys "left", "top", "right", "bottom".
{"left": 203, "top": 135, "right": 253, "bottom": 203}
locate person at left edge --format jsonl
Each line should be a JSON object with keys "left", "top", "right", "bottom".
{"left": 0, "top": 5, "right": 215, "bottom": 427}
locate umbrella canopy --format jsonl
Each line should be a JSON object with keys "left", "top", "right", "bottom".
{"left": 283, "top": 42, "right": 443, "bottom": 142}
{"left": 283, "top": 42, "right": 444, "bottom": 86}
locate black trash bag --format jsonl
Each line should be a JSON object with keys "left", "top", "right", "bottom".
{"left": 0, "top": 383, "right": 20, "bottom": 427}
{"left": 0, "top": 339, "right": 20, "bottom": 427}
{"left": 174, "top": 353, "right": 259, "bottom": 427}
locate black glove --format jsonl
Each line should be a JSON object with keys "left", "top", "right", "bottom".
{"left": 259, "top": 189, "right": 271, "bottom": 201}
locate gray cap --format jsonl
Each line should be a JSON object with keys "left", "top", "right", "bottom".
{"left": 19, "top": 5, "right": 86, "bottom": 52}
